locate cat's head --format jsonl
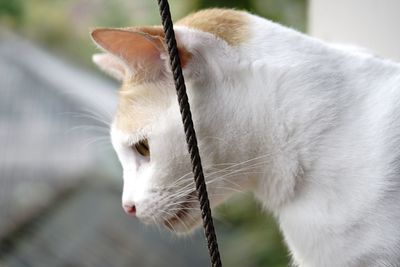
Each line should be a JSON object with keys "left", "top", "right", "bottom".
{"left": 91, "top": 9, "right": 258, "bottom": 233}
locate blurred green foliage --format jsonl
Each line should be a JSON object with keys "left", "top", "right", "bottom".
{"left": 196, "top": 0, "right": 306, "bottom": 31}
{"left": 216, "top": 194, "right": 289, "bottom": 267}
{"left": 0, "top": 0, "right": 306, "bottom": 68}
{"left": 0, "top": 1, "right": 306, "bottom": 266}
{"left": 0, "top": 0, "right": 23, "bottom": 26}
{"left": 197, "top": 0, "right": 254, "bottom": 10}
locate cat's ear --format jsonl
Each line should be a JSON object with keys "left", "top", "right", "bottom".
{"left": 91, "top": 28, "right": 164, "bottom": 80}
{"left": 91, "top": 28, "right": 191, "bottom": 81}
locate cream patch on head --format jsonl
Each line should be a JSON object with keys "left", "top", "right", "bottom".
{"left": 114, "top": 81, "right": 173, "bottom": 133}
{"left": 177, "top": 8, "right": 249, "bottom": 46}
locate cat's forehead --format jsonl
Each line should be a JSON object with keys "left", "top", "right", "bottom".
{"left": 114, "top": 81, "right": 173, "bottom": 133}
{"left": 177, "top": 8, "right": 249, "bottom": 46}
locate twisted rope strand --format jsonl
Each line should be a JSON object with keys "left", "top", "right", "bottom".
{"left": 156, "top": 1, "right": 222, "bottom": 266}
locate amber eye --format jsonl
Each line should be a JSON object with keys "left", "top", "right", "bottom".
{"left": 134, "top": 139, "right": 150, "bottom": 157}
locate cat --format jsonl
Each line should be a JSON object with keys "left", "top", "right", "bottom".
{"left": 90, "top": 8, "right": 400, "bottom": 267}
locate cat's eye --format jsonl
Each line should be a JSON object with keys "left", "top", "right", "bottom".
{"left": 134, "top": 139, "right": 150, "bottom": 157}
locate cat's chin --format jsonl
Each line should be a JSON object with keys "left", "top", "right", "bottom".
{"left": 162, "top": 210, "right": 202, "bottom": 235}
{"left": 157, "top": 191, "right": 203, "bottom": 234}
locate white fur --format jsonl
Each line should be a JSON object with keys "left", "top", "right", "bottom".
{"left": 102, "top": 11, "right": 400, "bottom": 267}
{"left": 92, "top": 53, "right": 126, "bottom": 80}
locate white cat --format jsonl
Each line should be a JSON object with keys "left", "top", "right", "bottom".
{"left": 91, "top": 8, "right": 400, "bottom": 267}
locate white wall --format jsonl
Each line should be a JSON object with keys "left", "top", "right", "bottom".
{"left": 309, "top": 0, "right": 400, "bottom": 61}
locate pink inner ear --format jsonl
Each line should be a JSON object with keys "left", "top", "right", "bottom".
{"left": 91, "top": 29, "right": 164, "bottom": 69}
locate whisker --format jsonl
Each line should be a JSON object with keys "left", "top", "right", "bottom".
{"left": 160, "top": 210, "right": 186, "bottom": 232}
{"left": 204, "top": 156, "right": 270, "bottom": 179}
{"left": 81, "top": 107, "right": 113, "bottom": 123}
{"left": 210, "top": 160, "right": 268, "bottom": 178}
{"left": 66, "top": 110, "right": 112, "bottom": 127}
{"left": 212, "top": 186, "right": 245, "bottom": 194}
{"left": 67, "top": 125, "right": 110, "bottom": 135}
{"left": 80, "top": 136, "right": 112, "bottom": 150}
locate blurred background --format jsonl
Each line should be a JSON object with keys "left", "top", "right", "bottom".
{"left": 1, "top": 0, "right": 398, "bottom": 267}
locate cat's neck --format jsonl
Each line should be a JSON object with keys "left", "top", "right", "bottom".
{"left": 227, "top": 16, "right": 400, "bottom": 212}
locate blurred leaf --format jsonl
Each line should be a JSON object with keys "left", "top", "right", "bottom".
{"left": 196, "top": 0, "right": 255, "bottom": 10}
{"left": 0, "top": 0, "right": 23, "bottom": 17}
{"left": 254, "top": 0, "right": 307, "bottom": 31}
{"left": 0, "top": 0, "right": 23, "bottom": 26}
{"left": 216, "top": 194, "right": 289, "bottom": 267}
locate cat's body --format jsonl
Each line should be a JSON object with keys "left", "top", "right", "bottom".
{"left": 91, "top": 9, "right": 400, "bottom": 267}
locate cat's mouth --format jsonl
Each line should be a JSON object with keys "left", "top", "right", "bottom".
{"left": 163, "top": 191, "right": 201, "bottom": 232}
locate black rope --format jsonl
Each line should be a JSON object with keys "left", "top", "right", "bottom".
{"left": 156, "top": 1, "right": 222, "bottom": 266}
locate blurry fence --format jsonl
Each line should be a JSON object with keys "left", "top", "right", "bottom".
{"left": 0, "top": 30, "right": 118, "bottom": 240}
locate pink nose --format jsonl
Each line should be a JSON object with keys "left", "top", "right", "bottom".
{"left": 123, "top": 204, "right": 136, "bottom": 216}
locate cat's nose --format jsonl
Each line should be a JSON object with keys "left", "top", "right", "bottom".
{"left": 123, "top": 204, "right": 136, "bottom": 216}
